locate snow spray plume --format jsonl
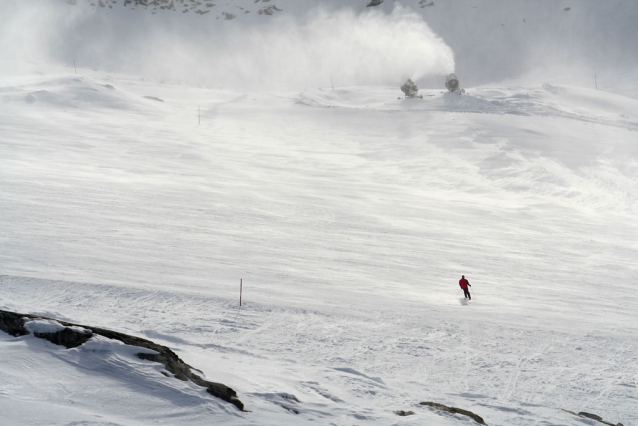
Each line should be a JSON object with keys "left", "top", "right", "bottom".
{"left": 0, "top": 2, "right": 455, "bottom": 90}
{"left": 194, "top": 6, "right": 456, "bottom": 89}
{"left": 0, "top": 1, "right": 91, "bottom": 74}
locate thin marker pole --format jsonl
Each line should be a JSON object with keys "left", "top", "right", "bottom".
{"left": 595, "top": 74, "right": 597, "bottom": 90}
{"left": 73, "top": 59, "right": 77, "bottom": 75}
{"left": 240, "top": 279, "right": 242, "bottom": 306}
{"left": 331, "top": 76, "right": 334, "bottom": 92}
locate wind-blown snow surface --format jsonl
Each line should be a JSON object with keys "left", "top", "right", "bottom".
{"left": 1, "top": 68, "right": 638, "bottom": 425}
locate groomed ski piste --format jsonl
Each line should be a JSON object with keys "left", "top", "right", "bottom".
{"left": 2, "top": 62, "right": 637, "bottom": 425}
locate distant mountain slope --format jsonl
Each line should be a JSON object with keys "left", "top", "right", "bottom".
{"left": 77, "top": 0, "right": 286, "bottom": 18}
{"left": 2, "top": 0, "right": 636, "bottom": 97}
{"left": 56, "top": 0, "right": 638, "bottom": 95}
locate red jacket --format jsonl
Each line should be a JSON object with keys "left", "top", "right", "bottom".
{"left": 459, "top": 278, "right": 469, "bottom": 289}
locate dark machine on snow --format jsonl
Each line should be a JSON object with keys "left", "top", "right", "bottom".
{"left": 400, "top": 78, "right": 423, "bottom": 99}
{"left": 445, "top": 73, "right": 465, "bottom": 94}
{"left": 366, "top": 0, "right": 384, "bottom": 7}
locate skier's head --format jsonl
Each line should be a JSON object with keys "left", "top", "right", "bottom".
{"left": 462, "top": 275, "right": 465, "bottom": 278}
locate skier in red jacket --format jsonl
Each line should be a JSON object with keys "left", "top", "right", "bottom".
{"left": 459, "top": 275, "right": 471, "bottom": 300}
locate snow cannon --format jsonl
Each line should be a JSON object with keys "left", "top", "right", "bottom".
{"left": 445, "top": 73, "right": 461, "bottom": 93}
{"left": 400, "top": 78, "right": 423, "bottom": 99}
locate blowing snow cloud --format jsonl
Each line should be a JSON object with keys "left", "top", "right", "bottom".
{"left": 1, "top": 1, "right": 455, "bottom": 90}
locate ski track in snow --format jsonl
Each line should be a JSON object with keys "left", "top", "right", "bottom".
{"left": 1, "top": 68, "right": 638, "bottom": 425}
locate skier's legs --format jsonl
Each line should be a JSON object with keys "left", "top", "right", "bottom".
{"left": 463, "top": 288, "right": 470, "bottom": 298}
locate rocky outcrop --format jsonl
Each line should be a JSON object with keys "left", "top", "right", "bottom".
{"left": 257, "top": 5, "right": 283, "bottom": 15}
{"left": 562, "top": 409, "right": 624, "bottom": 426}
{"left": 393, "top": 410, "right": 415, "bottom": 416}
{"left": 420, "top": 401, "right": 487, "bottom": 425}
{"left": 77, "top": 0, "right": 284, "bottom": 19}
{"left": 33, "top": 327, "right": 93, "bottom": 349}
{"left": 0, "top": 309, "right": 244, "bottom": 411}
{"left": 0, "top": 310, "right": 30, "bottom": 337}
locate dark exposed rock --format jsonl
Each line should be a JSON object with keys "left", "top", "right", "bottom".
{"left": 366, "top": 0, "right": 384, "bottom": 7}
{"left": 579, "top": 412, "right": 623, "bottom": 426}
{"left": 394, "top": 410, "right": 415, "bottom": 416}
{"left": 580, "top": 412, "right": 604, "bottom": 421}
{"left": 280, "top": 404, "right": 300, "bottom": 414}
{"left": 0, "top": 310, "right": 29, "bottom": 337}
{"left": 0, "top": 309, "right": 244, "bottom": 411}
{"left": 75, "top": 0, "right": 278, "bottom": 20}
{"left": 562, "top": 409, "right": 623, "bottom": 426}
{"left": 34, "top": 327, "right": 93, "bottom": 349}
{"left": 420, "top": 401, "right": 487, "bottom": 425}
{"left": 258, "top": 5, "right": 282, "bottom": 15}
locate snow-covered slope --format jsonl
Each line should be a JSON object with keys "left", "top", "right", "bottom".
{"left": 1, "top": 64, "right": 637, "bottom": 425}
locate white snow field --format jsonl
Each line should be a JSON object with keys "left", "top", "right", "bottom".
{"left": 1, "top": 64, "right": 637, "bottom": 425}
